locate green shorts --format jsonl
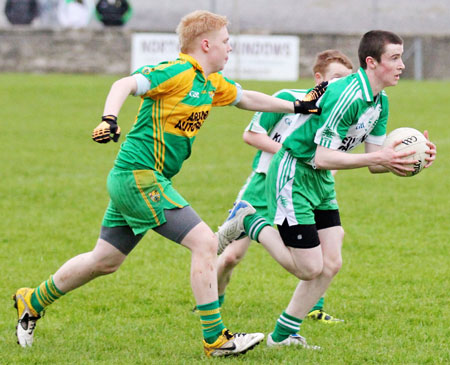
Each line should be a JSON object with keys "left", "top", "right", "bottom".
{"left": 102, "top": 168, "right": 188, "bottom": 235}
{"left": 237, "top": 170, "right": 270, "bottom": 221}
{"left": 266, "top": 148, "right": 338, "bottom": 225}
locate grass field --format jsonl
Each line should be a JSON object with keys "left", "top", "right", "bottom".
{"left": 1, "top": 73, "right": 449, "bottom": 364}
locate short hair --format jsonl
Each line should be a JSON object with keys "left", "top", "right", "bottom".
{"left": 313, "top": 49, "right": 353, "bottom": 75}
{"left": 358, "top": 30, "right": 403, "bottom": 69}
{"left": 176, "top": 10, "right": 229, "bottom": 53}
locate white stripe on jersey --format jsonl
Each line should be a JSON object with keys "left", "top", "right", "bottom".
{"left": 358, "top": 68, "right": 371, "bottom": 101}
{"left": 365, "top": 133, "right": 386, "bottom": 145}
{"left": 327, "top": 80, "right": 358, "bottom": 131}
{"left": 318, "top": 80, "right": 360, "bottom": 148}
{"left": 274, "top": 151, "right": 298, "bottom": 226}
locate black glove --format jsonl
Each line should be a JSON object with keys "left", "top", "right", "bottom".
{"left": 92, "top": 115, "right": 121, "bottom": 143}
{"left": 293, "top": 81, "right": 328, "bottom": 115}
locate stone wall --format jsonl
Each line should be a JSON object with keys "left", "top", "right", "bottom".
{"left": 0, "top": 28, "right": 130, "bottom": 73}
{"left": 1, "top": 28, "right": 449, "bottom": 79}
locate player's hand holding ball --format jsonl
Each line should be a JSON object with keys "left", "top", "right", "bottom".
{"left": 422, "top": 130, "right": 437, "bottom": 168}
{"left": 92, "top": 115, "right": 121, "bottom": 143}
{"left": 382, "top": 127, "right": 436, "bottom": 177}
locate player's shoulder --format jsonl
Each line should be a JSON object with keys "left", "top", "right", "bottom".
{"left": 133, "top": 59, "right": 192, "bottom": 78}
{"left": 319, "top": 74, "right": 361, "bottom": 112}
{"left": 325, "top": 73, "right": 363, "bottom": 103}
{"left": 273, "top": 88, "right": 308, "bottom": 101}
{"left": 327, "top": 72, "right": 357, "bottom": 90}
{"left": 208, "top": 71, "right": 235, "bottom": 84}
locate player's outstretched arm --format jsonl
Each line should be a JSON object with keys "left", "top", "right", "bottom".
{"left": 236, "top": 90, "right": 295, "bottom": 113}
{"left": 92, "top": 76, "right": 138, "bottom": 144}
{"left": 236, "top": 82, "right": 327, "bottom": 114}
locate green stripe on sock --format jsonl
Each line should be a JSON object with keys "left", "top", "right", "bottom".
{"left": 244, "top": 214, "right": 271, "bottom": 242}
{"left": 50, "top": 276, "right": 65, "bottom": 296}
{"left": 44, "top": 281, "right": 58, "bottom": 301}
{"left": 243, "top": 214, "right": 255, "bottom": 236}
{"left": 272, "top": 311, "right": 303, "bottom": 343}
{"left": 30, "top": 292, "right": 44, "bottom": 313}
{"left": 31, "top": 275, "right": 65, "bottom": 313}
{"left": 198, "top": 300, "right": 225, "bottom": 344}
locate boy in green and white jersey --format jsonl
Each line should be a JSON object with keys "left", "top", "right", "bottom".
{"left": 12, "top": 10, "right": 322, "bottom": 357}
{"left": 218, "top": 30, "right": 436, "bottom": 349}
{"left": 216, "top": 51, "right": 354, "bottom": 331}
{"left": 263, "top": 30, "right": 436, "bottom": 348}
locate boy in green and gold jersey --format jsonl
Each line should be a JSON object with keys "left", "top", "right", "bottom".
{"left": 12, "top": 10, "right": 324, "bottom": 357}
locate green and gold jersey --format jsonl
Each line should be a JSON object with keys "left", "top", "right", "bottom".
{"left": 114, "top": 53, "right": 241, "bottom": 178}
{"left": 283, "top": 68, "right": 389, "bottom": 166}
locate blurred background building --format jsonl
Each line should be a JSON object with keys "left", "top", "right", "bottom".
{"left": 1, "top": 0, "right": 449, "bottom": 79}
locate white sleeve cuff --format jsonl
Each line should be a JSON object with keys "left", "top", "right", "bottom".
{"left": 366, "top": 134, "right": 386, "bottom": 145}
{"left": 230, "top": 82, "right": 243, "bottom": 106}
{"left": 133, "top": 73, "right": 151, "bottom": 96}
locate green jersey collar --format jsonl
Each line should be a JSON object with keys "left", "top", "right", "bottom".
{"left": 179, "top": 53, "right": 204, "bottom": 73}
{"left": 356, "top": 67, "right": 374, "bottom": 102}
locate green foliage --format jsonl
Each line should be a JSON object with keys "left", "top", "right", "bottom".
{"left": 0, "top": 74, "right": 449, "bottom": 364}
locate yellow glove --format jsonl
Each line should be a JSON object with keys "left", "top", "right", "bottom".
{"left": 92, "top": 115, "right": 121, "bottom": 143}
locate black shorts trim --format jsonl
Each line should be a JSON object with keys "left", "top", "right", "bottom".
{"left": 100, "top": 225, "right": 144, "bottom": 255}
{"left": 100, "top": 206, "right": 202, "bottom": 254}
{"left": 278, "top": 220, "right": 320, "bottom": 249}
{"left": 152, "top": 205, "right": 202, "bottom": 244}
{"left": 277, "top": 210, "right": 341, "bottom": 249}
{"left": 314, "top": 209, "right": 341, "bottom": 230}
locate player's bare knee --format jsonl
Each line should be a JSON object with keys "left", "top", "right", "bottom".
{"left": 93, "top": 257, "right": 122, "bottom": 275}
{"left": 205, "top": 234, "right": 219, "bottom": 257}
{"left": 88, "top": 250, "right": 124, "bottom": 275}
{"left": 221, "top": 249, "right": 243, "bottom": 269}
{"left": 220, "top": 252, "right": 235, "bottom": 269}
{"left": 190, "top": 233, "right": 218, "bottom": 260}
{"left": 298, "top": 261, "right": 323, "bottom": 280}
{"left": 322, "top": 256, "right": 342, "bottom": 278}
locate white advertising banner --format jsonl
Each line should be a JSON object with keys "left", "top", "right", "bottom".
{"left": 131, "top": 33, "right": 300, "bottom": 80}
{"left": 225, "top": 35, "right": 299, "bottom": 80}
{"left": 131, "top": 33, "right": 180, "bottom": 72}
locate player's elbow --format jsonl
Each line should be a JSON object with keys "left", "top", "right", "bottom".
{"left": 242, "top": 131, "right": 253, "bottom": 145}
{"left": 313, "top": 147, "right": 331, "bottom": 170}
{"left": 313, "top": 155, "right": 329, "bottom": 170}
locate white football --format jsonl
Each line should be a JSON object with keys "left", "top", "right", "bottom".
{"left": 383, "top": 127, "right": 429, "bottom": 177}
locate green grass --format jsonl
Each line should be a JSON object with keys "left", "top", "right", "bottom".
{"left": 1, "top": 74, "right": 449, "bottom": 364}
